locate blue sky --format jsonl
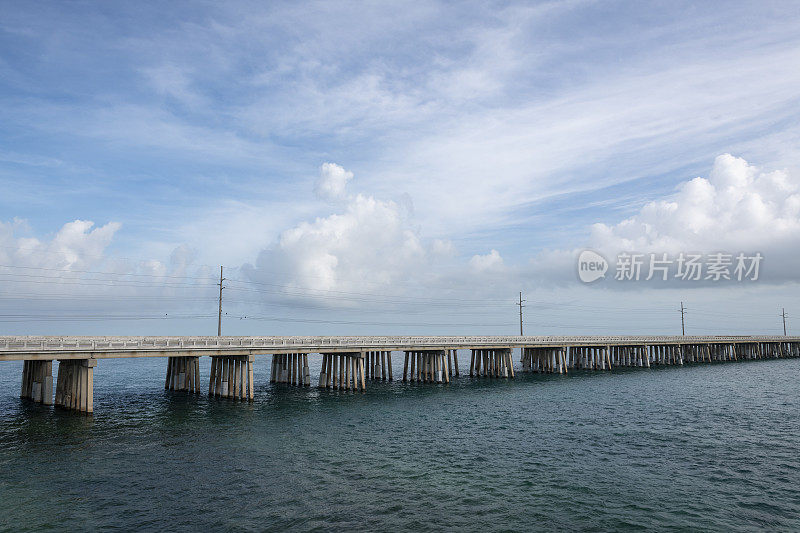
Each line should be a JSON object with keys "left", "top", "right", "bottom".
{"left": 1, "top": 1, "right": 800, "bottom": 336}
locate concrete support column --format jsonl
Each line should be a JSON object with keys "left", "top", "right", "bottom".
{"left": 165, "top": 356, "right": 201, "bottom": 393}
{"left": 318, "top": 353, "right": 364, "bottom": 391}
{"left": 209, "top": 355, "right": 253, "bottom": 400}
{"left": 467, "top": 349, "right": 514, "bottom": 379}
{"left": 54, "top": 359, "right": 95, "bottom": 413}
{"left": 20, "top": 360, "right": 53, "bottom": 405}
{"left": 363, "top": 351, "right": 392, "bottom": 381}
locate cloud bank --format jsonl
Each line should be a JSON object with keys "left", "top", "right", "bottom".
{"left": 586, "top": 154, "right": 800, "bottom": 283}
{"left": 0, "top": 219, "right": 120, "bottom": 270}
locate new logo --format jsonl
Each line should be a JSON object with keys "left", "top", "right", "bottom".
{"left": 577, "top": 250, "right": 608, "bottom": 283}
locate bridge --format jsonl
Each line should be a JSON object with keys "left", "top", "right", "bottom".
{"left": 4, "top": 335, "right": 799, "bottom": 414}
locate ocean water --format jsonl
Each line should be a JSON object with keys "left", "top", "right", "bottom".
{"left": 1, "top": 354, "right": 799, "bottom": 532}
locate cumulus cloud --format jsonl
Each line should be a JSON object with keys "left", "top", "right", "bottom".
{"left": 244, "top": 162, "right": 513, "bottom": 304}
{"left": 0, "top": 219, "right": 221, "bottom": 318}
{"left": 247, "top": 154, "right": 800, "bottom": 308}
{"left": 0, "top": 219, "right": 121, "bottom": 270}
{"left": 589, "top": 154, "right": 800, "bottom": 273}
{"left": 247, "top": 191, "right": 425, "bottom": 295}
{"left": 508, "top": 154, "right": 800, "bottom": 287}
{"left": 315, "top": 162, "right": 353, "bottom": 200}
{"left": 469, "top": 249, "right": 504, "bottom": 272}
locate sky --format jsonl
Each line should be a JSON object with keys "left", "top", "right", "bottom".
{"left": 1, "top": 0, "right": 800, "bottom": 337}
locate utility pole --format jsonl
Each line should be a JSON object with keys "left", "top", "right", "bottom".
{"left": 517, "top": 292, "right": 526, "bottom": 336}
{"left": 781, "top": 308, "right": 788, "bottom": 336}
{"left": 217, "top": 266, "right": 226, "bottom": 336}
{"left": 680, "top": 301, "right": 686, "bottom": 336}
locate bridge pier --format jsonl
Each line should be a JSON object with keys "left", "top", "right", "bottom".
{"left": 767, "top": 342, "right": 777, "bottom": 358}
{"left": 469, "top": 348, "right": 513, "bottom": 378}
{"left": 270, "top": 353, "right": 310, "bottom": 386}
{"left": 366, "top": 351, "right": 393, "bottom": 381}
{"left": 447, "top": 349, "right": 459, "bottom": 378}
{"left": 405, "top": 350, "right": 420, "bottom": 381}
{"left": 771, "top": 342, "right": 779, "bottom": 357}
{"left": 402, "top": 350, "right": 451, "bottom": 383}
{"left": 210, "top": 355, "right": 254, "bottom": 400}
{"left": 640, "top": 345, "right": 648, "bottom": 366}
{"left": 165, "top": 356, "right": 201, "bottom": 393}
{"left": 20, "top": 360, "right": 53, "bottom": 405}
{"left": 612, "top": 346, "right": 619, "bottom": 366}
{"left": 522, "top": 347, "right": 564, "bottom": 373}
{"left": 54, "top": 359, "right": 95, "bottom": 413}
{"left": 318, "top": 353, "right": 364, "bottom": 391}
{"left": 609, "top": 346, "right": 631, "bottom": 367}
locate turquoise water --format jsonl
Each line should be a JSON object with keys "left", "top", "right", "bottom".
{"left": 1, "top": 355, "right": 799, "bottom": 531}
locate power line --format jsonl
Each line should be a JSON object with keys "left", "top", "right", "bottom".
{"left": 2, "top": 261, "right": 773, "bottom": 316}
{"left": 0, "top": 245, "right": 524, "bottom": 295}
{"left": 0, "top": 267, "right": 518, "bottom": 306}
{"left": 223, "top": 277, "right": 514, "bottom": 304}
{"left": 0, "top": 263, "right": 218, "bottom": 282}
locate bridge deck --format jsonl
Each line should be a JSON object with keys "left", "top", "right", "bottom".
{"left": 1, "top": 335, "right": 798, "bottom": 361}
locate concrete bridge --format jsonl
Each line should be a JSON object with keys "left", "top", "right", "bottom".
{"left": 3, "top": 335, "right": 799, "bottom": 414}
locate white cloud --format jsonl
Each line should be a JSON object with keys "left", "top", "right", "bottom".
{"left": 244, "top": 162, "right": 519, "bottom": 305}
{"left": 469, "top": 249, "right": 504, "bottom": 272}
{"left": 431, "top": 238, "right": 456, "bottom": 258}
{"left": 516, "top": 154, "right": 800, "bottom": 286}
{"left": 315, "top": 162, "right": 353, "bottom": 200}
{"left": 0, "top": 219, "right": 221, "bottom": 317}
{"left": 0, "top": 219, "right": 121, "bottom": 270}
{"left": 246, "top": 154, "right": 800, "bottom": 312}
{"left": 247, "top": 190, "right": 425, "bottom": 295}
{"left": 589, "top": 154, "right": 800, "bottom": 267}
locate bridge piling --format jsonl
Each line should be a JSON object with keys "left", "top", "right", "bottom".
{"left": 165, "top": 356, "right": 200, "bottom": 393}
{"left": 318, "top": 354, "right": 328, "bottom": 386}
{"left": 365, "top": 351, "right": 391, "bottom": 381}
{"left": 20, "top": 360, "right": 53, "bottom": 405}
{"left": 470, "top": 348, "right": 513, "bottom": 378}
{"left": 317, "top": 353, "right": 363, "bottom": 391}
{"left": 54, "top": 359, "right": 94, "bottom": 413}
{"left": 446, "top": 350, "right": 453, "bottom": 377}
{"left": 400, "top": 350, "right": 450, "bottom": 383}
{"left": 209, "top": 355, "right": 253, "bottom": 400}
